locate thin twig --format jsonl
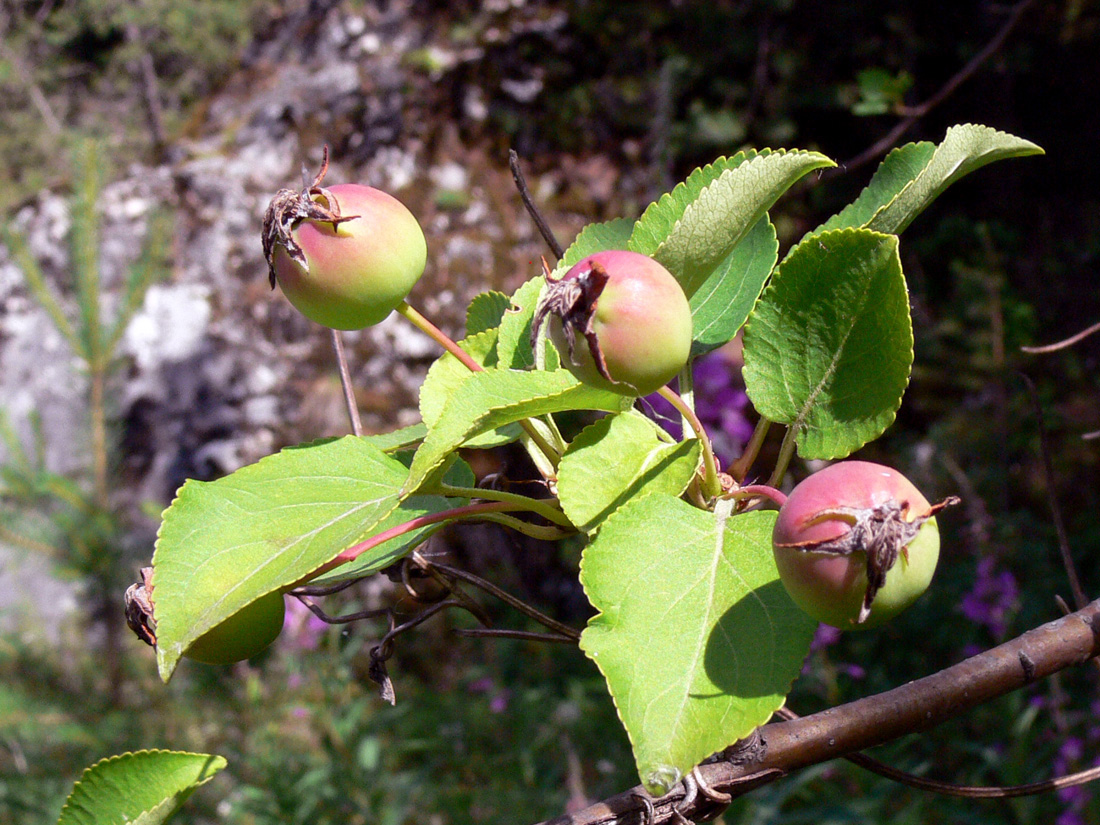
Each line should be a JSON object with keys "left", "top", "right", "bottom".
{"left": 1017, "top": 372, "right": 1087, "bottom": 610}
{"left": 374, "top": 598, "right": 488, "bottom": 654}
{"left": 840, "top": 0, "right": 1035, "bottom": 174}
{"left": 509, "top": 149, "right": 564, "bottom": 259}
{"left": 453, "top": 628, "right": 576, "bottom": 644}
{"left": 432, "top": 561, "right": 582, "bottom": 641}
{"left": 291, "top": 577, "right": 362, "bottom": 597}
{"left": 330, "top": 328, "right": 363, "bottom": 436}
{"left": 292, "top": 593, "right": 391, "bottom": 625}
{"left": 1020, "top": 320, "right": 1100, "bottom": 354}
{"left": 406, "top": 551, "right": 494, "bottom": 628}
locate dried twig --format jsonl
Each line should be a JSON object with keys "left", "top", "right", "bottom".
{"left": 509, "top": 149, "right": 565, "bottom": 259}
{"left": 1017, "top": 372, "right": 1087, "bottom": 610}
{"left": 1020, "top": 320, "right": 1100, "bottom": 354}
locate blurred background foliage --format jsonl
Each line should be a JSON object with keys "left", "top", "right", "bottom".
{"left": 2, "top": 0, "right": 1100, "bottom": 823}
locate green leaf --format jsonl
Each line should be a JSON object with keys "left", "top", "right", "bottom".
{"left": 57, "top": 750, "right": 226, "bottom": 825}
{"left": 306, "top": 456, "right": 474, "bottom": 586}
{"left": 466, "top": 290, "right": 512, "bottom": 336}
{"left": 496, "top": 276, "right": 557, "bottom": 370}
{"left": 153, "top": 436, "right": 410, "bottom": 680}
{"left": 300, "top": 493, "right": 456, "bottom": 586}
{"left": 363, "top": 422, "right": 428, "bottom": 453}
{"left": 549, "top": 218, "right": 635, "bottom": 279}
{"left": 634, "top": 150, "right": 835, "bottom": 297}
{"left": 742, "top": 228, "right": 913, "bottom": 459}
{"left": 580, "top": 497, "right": 815, "bottom": 795}
{"left": 419, "top": 329, "right": 521, "bottom": 448}
{"left": 630, "top": 152, "right": 763, "bottom": 256}
{"left": 557, "top": 412, "right": 701, "bottom": 533}
{"left": 815, "top": 142, "right": 937, "bottom": 233}
{"left": 863, "top": 124, "right": 1044, "bottom": 235}
{"left": 403, "top": 370, "right": 626, "bottom": 495}
{"left": 688, "top": 216, "right": 779, "bottom": 356}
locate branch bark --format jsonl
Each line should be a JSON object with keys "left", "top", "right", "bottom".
{"left": 538, "top": 598, "right": 1100, "bottom": 825}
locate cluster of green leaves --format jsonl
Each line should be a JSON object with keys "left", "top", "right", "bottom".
{"left": 136, "top": 123, "right": 1042, "bottom": 817}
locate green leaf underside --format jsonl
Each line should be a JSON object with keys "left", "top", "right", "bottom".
{"left": 816, "top": 142, "right": 937, "bottom": 234}
{"left": 496, "top": 276, "right": 555, "bottom": 370}
{"left": 580, "top": 496, "right": 816, "bottom": 795}
{"left": 403, "top": 370, "right": 627, "bottom": 495}
{"left": 57, "top": 750, "right": 226, "bottom": 825}
{"left": 362, "top": 422, "right": 428, "bottom": 453}
{"left": 466, "top": 290, "right": 512, "bottom": 337}
{"left": 557, "top": 412, "right": 701, "bottom": 534}
{"left": 629, "top": 151, "right": 765, "bottom": 257}
{"left": 863, "top": 124, "right": 1043, "bottom": 235}
{"left": 742, "top": 228, "right": 913, "bottom": 459}
{"left": 643, "top": 150, "right": 835, "bottom": 298}
{"left": 153, "top": 436, "right": 409, "bottom": 680}
{"left": 305, "top": 449, "right": 475, "bottom": 586}
{"left": 419, "top": 328, "right": 521, "bottom": 448}
{"left": 301, "top": 492, "right": 459, "bottom": 586}
{"left": 550, "top": 217, "right": 635, "bottom": 279}
{"left": 688, "top": 216, "right": 779, "bottom": 356}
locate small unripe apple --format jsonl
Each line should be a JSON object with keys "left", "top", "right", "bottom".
{"left": 270, "top": 183, "right": 427, "bottom": 329}
{"left": 532, "top": 250, "right": 693, "bottom": 396}
{"left": 772, "top": 461, "right": 957, "bottom": 629}
{"left": 262, "top": 149, "right": 427, "bottom": 330}
{"left": 183, "top": 591, "right": 286, "bottom": 665}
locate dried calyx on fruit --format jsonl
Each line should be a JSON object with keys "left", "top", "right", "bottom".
{"left": 772, "top": 461, "right": 959, "bottom": 629}
{"left": 530, "top": 250, "right": 693, "bottom": 397}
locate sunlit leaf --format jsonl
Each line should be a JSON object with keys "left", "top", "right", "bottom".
{"left": 580, "top": 496, "right": 815, "bottom": 795}
{"left": 742, "top": 228, "right": 912, "bottom": 458}
{"left": 57, "top": 750, "right": 226, "bottom": 825}
{"left": 558, "top": 412, "right": 700, "bottom": 533}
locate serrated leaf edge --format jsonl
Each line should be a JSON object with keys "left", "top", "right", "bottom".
{"left": 652, "top": 149, "right": 836, "bottom": 295}
{"left": 629, "top": 150, "right": 768, "bottom": 256}
{"left": 579, "top": 499, "right": 808, "bottom": 794}
{"left": 465, "top": 290, "right": 511, "bottom": 336}
{"left": 866, "top": 123, "right": 1044, "bottom": 234}
{"left": 58, "top": 749, "right": 226, "bottom": 825}
{"left": 743, "top": 227, "right": 912, "bottom": 459}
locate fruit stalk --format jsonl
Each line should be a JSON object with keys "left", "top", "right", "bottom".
{"left": 394, "top": 301, "right": 562, "bottom": 469}
{"left": 657, "top": 385, "right": 721, "bottom": 501}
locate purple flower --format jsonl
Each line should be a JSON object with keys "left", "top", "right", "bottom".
{"left": 642, "top": 351, "right": 754, "bottom": 466}
{"left": 810, "top": 624, "right": 842, "bottom": 652}
{"left": 958, "top": 557, "right": 1019, "bottom": 639}
{"left": 1053, "top": 736, "right": 1092, "bottom": 817}
{"left": 1056, "top": 810, "right": 1085, "bottom": 825}
{"left": 282, "top": 596, "right": 329, "bottom": 651}
{"left": 838, "top": 663, "right": 866, "bottom": 680}
{"left": 467, "top": 676, "right": 510, "bottom": 713}
{"left": 489, "top": 690, "right": 511, "bottom": 713}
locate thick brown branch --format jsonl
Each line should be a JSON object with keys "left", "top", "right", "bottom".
{"left": 538, "top": 599, "right": 1100, "bottom": 825}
